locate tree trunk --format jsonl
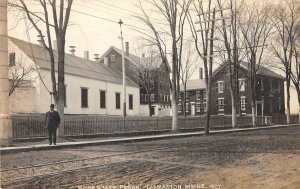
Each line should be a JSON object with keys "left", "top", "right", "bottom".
{"left": 251, "top": 87, "right": 257, "bottom": 126}
{"left": 183, "top": 84, "right": 187, "bottom": 117}
{"left": 286, "top": 81, "right": 291, "bottom": 124}
{"left": 297, "top": 92, "right": 300, "bottom": 124}
{"left": 148, "top": 97, "right": 152, "bottom": 117}
{"left": 57, "top": 37, "right": 65, "bottom": 137}
{"left": 251, "top": 103, "right": 256, "bottom": 126}
{"left": 231, "top": 94, "right": 237, "bottom": 128}
{"left": 205, "top": 89, "right": 211, "bottom": 134}
{"left": 229, "top": 84, "right": 237, "bottom": 128}
{"left": 205, "top": 77, "right": 211, "bottom": 135}
{"left": 171, "top": 89, "right": 178, "bottom": 131}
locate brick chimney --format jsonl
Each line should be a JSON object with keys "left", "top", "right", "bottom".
{"left": 84, "top": 51, "right": 89, "bottom": 60}
{"left": 125, "top": 42, "right": 129, "bottom": 56}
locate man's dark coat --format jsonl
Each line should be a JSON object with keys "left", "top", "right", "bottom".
{"left": 45, "top": 111, "right": 60, "bottom": 129}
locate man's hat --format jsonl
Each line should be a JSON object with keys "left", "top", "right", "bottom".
{"left": 49, "top": 104, "right": 55, "bottom": 108}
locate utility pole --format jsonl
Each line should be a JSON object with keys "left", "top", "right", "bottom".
{"left": 0, "top": 0, "right": 12, "bottom": 147}
{"left": 118, "top": 19, "right": 126, "bottom": 117}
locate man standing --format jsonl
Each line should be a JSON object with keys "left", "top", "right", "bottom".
{"left": 45, "top": 104, "right": 60, "bottom": 145}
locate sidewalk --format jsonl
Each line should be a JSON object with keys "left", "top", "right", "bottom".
{"left": 1, "top": 124, "right": 299, "bottom": 155}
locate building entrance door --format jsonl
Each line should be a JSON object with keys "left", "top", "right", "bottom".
{"left": 256, "top": 101, "right": 264, "bottom": 116}
{"left": 150, "top": 106, "right": 155, "bottom": 116}
{"left": 191, "top": 103, "right": 195, "bottom": 116}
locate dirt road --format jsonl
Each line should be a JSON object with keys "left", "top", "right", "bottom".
{"left": 1, "top": 126, "right": 299, "bottom": 189}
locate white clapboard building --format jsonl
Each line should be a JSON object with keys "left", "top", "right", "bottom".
{"left": 8, "top": 37, "right": 141, "bottom": 116}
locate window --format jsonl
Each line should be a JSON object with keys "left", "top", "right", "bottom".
{"left": 81, "top": 88, "right": 88, "bottom": 108}
{"left": 9, "top": 53, "right": 16, "bottom": 66}
{"left": 196, "top": 102, "right": 201, "bottom": 113}
{"left": 111, "top": 55, "right": 115, "bottom": 62}
{"left": 116, "top": 93, "right": 120, "bottom": 109}
{"left": 150, "top": 94, "right": 155, "bottom": 102}
{"left": 185, "top": 91, "right": 189, "bottom": 100}
{"left": 203, "top": 91, "right": 207, "bottom": 112}
{"left": 164, "top": 95, "right": 166, "bottom": 102}
{"left": 270, "top": 79, "right": 273, "bottom": 92}
{"left": 145, "top": 94, "right": 149, "bottom": 102}
{"left": 178, "top": 103, "right": 182, "bottom": 113}
{"left": 129, "top": 94, "right": 133, "bottom": 110}
{"left": 185, "top": 103, "right": 189, "bottom": 113}
{"left": 160, "top": 94, "right": 163, "bottom": 102}
{"left": 261, "top": 79, "right": 264, "bottom": 91}
{"left": 196, "top": 91, "right": 201, "bottom": 101}
{"left": 218, "top": 98, "right": 225, "bottom": 111}
{"left": 166, "top": 95, "right": 169, "bottom": 102}
{"left": 141, "top": 94, "right": 144, "bottom": 102}
{"left": 239, "top": 78, "right": 246, "bottom": 92}
{"left": 217, "top": 81, "right": 224, "bottom": 93}
{"left": 100, "top": 90, "right": 106, "bottom": 109}
{"left": 241, "top": 96, "right": 246, "bottom": 111}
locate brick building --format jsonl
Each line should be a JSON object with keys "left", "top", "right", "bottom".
{"left": 99, "top": 43, "right": 171, "bottom": 116}
{"left": 179, "top": 63, "right": 285, "bottom": 116}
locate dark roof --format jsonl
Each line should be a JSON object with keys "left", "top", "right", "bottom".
{"left": 180, "top": 79, "right": 206, "bottom": 91}
{"left": 181, "top": 61, "right": 284, "bottom": 91}
{"left": 9, "top": 37, "right": 137, "bottom": 87}
{"left": 239, "top": 62, "right": 285, "bottom": 80}
{"left": 99, "top": 46, "right": 166, "bottom": 69}
{"left": 212, "top": 61, "right": 285, "bottom": 80}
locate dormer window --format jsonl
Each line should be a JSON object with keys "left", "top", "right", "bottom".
{"left": 111, "top": 55, "right": 115, "bottom": 62}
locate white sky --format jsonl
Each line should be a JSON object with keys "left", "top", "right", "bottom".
{"left": 7, "top": 0, "right": 289, "bottom": 80}
{"left": 8, "top": 0, "right": 149, "bottom": 59}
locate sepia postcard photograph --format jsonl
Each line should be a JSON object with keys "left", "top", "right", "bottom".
{"left": 0, "top": 0, "right": 299, "bottom": 188}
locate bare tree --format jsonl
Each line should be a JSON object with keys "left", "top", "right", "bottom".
{"left": 239, "top": 1, "right": 273, "bottom": 126}
{"left": 10, "top": 0, "right": 74, "bottom": 136}
{"left": 136, "top": 0, "right": 192, "bottom": 131}
{"left": 8, "top": 54, "right": 37, "bottom": 96}
{"left": 270, "top": 0, "right": 300, "bottom": 124}
{"left": 215, "top": 0, "right": 246, "bottom": 128}
{"left": 188, "top": 0, "right": 217, "bottom": 134}
{"left": 179, "top": 41, "right": 198, "bottom": 117}
{"left": 133, "top": 47, "right": 159, "bottom": 116}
